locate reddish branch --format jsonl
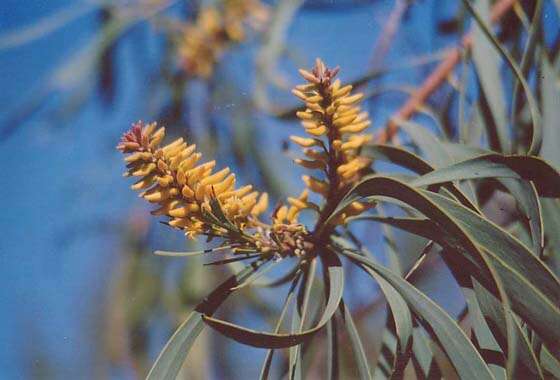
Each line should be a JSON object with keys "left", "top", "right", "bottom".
{"left": 375, "top": 0, "right": 517, "bottom": 144}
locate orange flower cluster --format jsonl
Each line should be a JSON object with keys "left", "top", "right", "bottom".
{"left": 178, "top": 0, "right": 267, "bottom": 78}
{"left": 117, "top": 122, "right": 268, "bottom": 239}
{"left": 291, "top": 59, "right": 374, "bottom": 225}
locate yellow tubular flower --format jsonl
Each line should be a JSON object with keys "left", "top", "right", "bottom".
{"left": 118, "top": 121, "right": 269, "bottom": 239}
{"left": 178, "top": 0, "right": 268, "bottom": 78}
{"left": 292, "top": 58, "right": 375, "bottom": 225}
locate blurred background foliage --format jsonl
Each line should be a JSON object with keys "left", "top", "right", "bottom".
{"left": 1, "top": 0, "right": 559, "bottom": 378}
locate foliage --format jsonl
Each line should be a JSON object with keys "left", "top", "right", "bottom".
{"left": 118, "top": 4, "right": 560, "bottom": 374}
{"left": 4, "top": 0, "right": 560, "bottom": 378}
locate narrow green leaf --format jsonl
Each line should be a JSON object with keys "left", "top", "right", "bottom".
{"left": 511, "top": 0, "right": 542, "bottom": 147}
{"left": 473, "top": 281, "right": 544, "bottom": 379}
{"left": 352, "top": 196, "right": 560, "bottom": 358}
{"left": 203, "top": 251, "right": 344, "bottom": 348}
{"left": 462, "top": 0, "right": 542, "bottom": 155}
{"left": 363, "top": 144, "right": 479, "bottom": 211}
{"left": 326, "top": 317, "right": 339, "bottom": 380}
{"left": 410, "top": 328, "right": 433, "bottom": 379}
{"left": 410, "top": 154, "right": 560, "bottom": 197}
{"left": 147, "top": 259, "right": 266, "bottom": 380}
{"left": 154, "top": 245, "right": 235, "bottom": 257}
{"left": 470, "top": 0, "right": 509, "bottom": 152}
{"left": 541, "top": 198, "right": 560, "bottom": 275}
{"left": 339, "top": 301, "right": 372, "bottom": 380}
{"left": 541, "top": 345, "right": 560, "bottom": 378}
{"left": 393, "top": 118, "right": 452, "bottom": 168}
{"left": 499, "top": 179, "right": 543, "bottom": 258}
{"left": 259, "top": 273, "right": 302, "bottom": 380}
{"left": 540, "top": 55, "right": 560, "bottom": 170}
{"left": 338, "top": 249, "right": 495, "bottom": 380}
{"left": 331, "top": 236, "right": 413, "bottom": 355}
{"left": 423, "top": 191, "right": 560, "bottom": 304}
{"left": 289, "top": 259, "right": 317, "bottom": 380}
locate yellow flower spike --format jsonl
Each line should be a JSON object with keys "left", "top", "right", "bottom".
{"left": 195, "top": 183, "right": 209, "bottom": 201}
{"left": 305, "top": 94, "right": 323, "bottom": 103}
{"left": 292, "top": 58, "right": 375, "bottom": 225}
{"left": 176, "top": 170, "right": 187, "bottom": 186}
{"left": 212, "top": 174, "right": 236, "bottom": 195}
{"left": 302, "top": 175, "right": 329, "bottom": 196}
{"left": 339, "top": 120, "right": 371, "bottom": 134}
{"left": 275, "top": 205, "right": 289, "bottom": 222}
{"left": 333, "top": 84, "right": 353, "bottom": 99}
{"left": 143, "top": 122, "right": 158, "bottom": 136}
{"left": 181, "top": 185, "right": 195, "bottom": 198}
{"left": 251, "top": 193, "right": 269, "bottom": 216}
{"left": 306, "top": 125, "right": 328, "bottom": 136}
{"left": 124, "top": 151, "right": 152, "bottom": 163}
{"left": 161, "top": 138, "right": 184, "bottom": 154}
{"left": 296, "top": 111, "right": 316, "bottom": 120}
{"left": 157, "top": 175, "right": 174, "bottom": 187}
{"left": 149, "top": 127, "right": 165, "bottom": 149}
{"left": 291, "top": 89, "right": 308, "bottom": 101}
{"left": 298, "top": 69, "right": 319, "bottom": 83}
{"left": 304, "top": 149, "right": 328, "bottom": 162}
{"left": 306, "top": 103, "right": 324, "bottom": 113}
{"left": 179, "top": 152, "right": 202, "bottom": 172}
{"left": 178, "top": 1, "right": 268, "bottom": 78}
{"left": 287, "top": 196, "right": 308, "bottom": 210}
{"left": 219, "top": 184, "right": 253, "bottom": 201}
{"left": 333, "top": 114, "right": 358, "bottom": 128}
{"left": 200, "top": 167, "right": 231, "bottom": 187}
{"left": 330, "top": 79, "right": 341, "bottom": 92}
{"left": 130, "top": 163, "right": 156, "bottom": 177}
{"left": 302, "top": 121, "right": 320, "bottom": 129}
{"left": 239, "top": 193, "right": 259, "bottom": 215}
{"left": 290, "top": 135, "right": 319, "bottom": 148}
{"left": 338, "top": 93, "right": 364, "bottom": 106}
{"left": 118, "top": 121, "right": 273, "bottom": 241}
{"left": 295, "top": 84, "right": 316, "bottom": 91}
{"left": 295, "top": 158, "right": 326, "bottom": 170}
{"left": 143, "top": 189, "right": 170, "bottom": 203}
{"left": 287, "top": 206, "right": 301, "bottom": 223}
{"left": 168, "top": 203, "right": 200, "bottom": 218}
{"left": 131, "top": 175, "right": 156, "bottom": 190}
{"left": 332, "top": 140, "right": 343, "bottom": 150}
{"left": 341, "top": 135, "right": 372, "bottom": 151}
{"left": 156, "top": 159, "right": 169, "bottom": 172}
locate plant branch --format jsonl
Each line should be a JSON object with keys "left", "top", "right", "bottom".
{"left": 375, "top": 0, "right": 517, "bottom": 144}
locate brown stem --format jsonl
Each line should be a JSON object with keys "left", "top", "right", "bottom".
{"left": 374, "top": 0, "right": 517, "bottom": 144}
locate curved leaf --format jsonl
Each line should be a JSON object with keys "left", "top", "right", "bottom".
{"left": 337, "top": 249, "right": 495, "bottom": 380}
{"left": 147, "top": 259, "right": 266, "bottom": 380}
{"left": 203, "top": 250, "right": 343, "bottom": 348}
{"left": 410, "top": 154, "right": 560, "bottom": 197}
{"left": 473, "top": 281, "right": 544, "bottom": 379}
{"left": 289, "top": 258, "right": 317, "bottom": 380}
{"left": 339, "top": 301, "right": 372, "bottom": 380}
{"left": 363, "top": 144, "right": 478, "bottom": 211}
{"left": 461, "top": 0, "right": 542, "bottom": 155}
{"left": 259, "top": 273, "right": 302, "bottom": 380}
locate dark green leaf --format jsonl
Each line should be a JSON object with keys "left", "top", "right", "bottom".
{"left": 338, "top": 249, "right": 495, "bottom": 380}
{"left": 461, "top": 0, "right": 542, "bottom": 155}
{"left": 202, "top": 251, "right": 343, "bottom": 348}
{"left": 147, "top": 259, "right": 266, "bottom": 380}
{"left": 410, "top": 154, "right": 560, "bottom": 197}
{"left": 259, "top": 273, "right": 302, "bottom": 380}
{"left": 339, "top": 301, "right": 372, "bottom": 380}
{"left": 289, "top": 259, "right": 317, "bottom": 380}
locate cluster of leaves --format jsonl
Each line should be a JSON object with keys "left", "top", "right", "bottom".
{"left": 117, "top": 1, "right": 560, "bottom": 379}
